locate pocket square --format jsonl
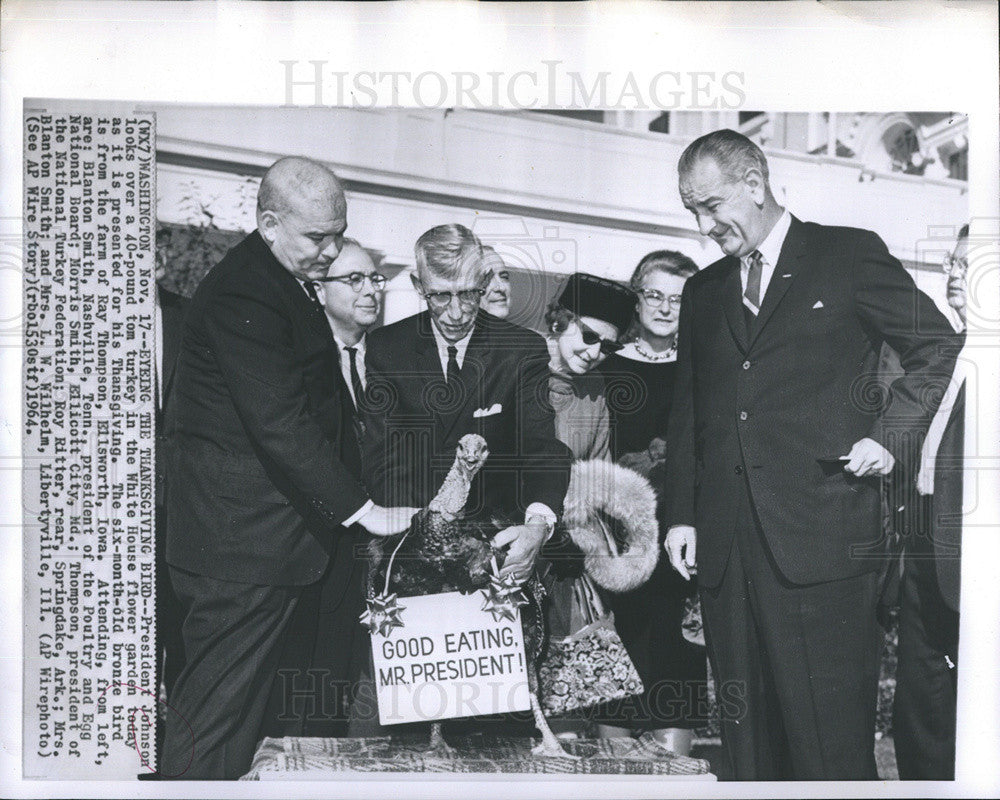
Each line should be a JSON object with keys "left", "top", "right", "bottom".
{"left": 473, "top": 403, "right": 502, "bottom": 418}
{"left": 812, "top": 300, "right": 825, "bottom": 309}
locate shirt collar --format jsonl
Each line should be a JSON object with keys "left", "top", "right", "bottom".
{"left": 333, "top": 332, "right": 366, "bottom": 357}
{"left": 744, "top": 208, "right": 791, "bottom": 268}
{"left": 429, "top": 316, "right": 476, "bottom": 361}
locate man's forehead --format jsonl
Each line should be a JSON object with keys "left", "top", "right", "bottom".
{"left": 680, "top": 158, "right": 727, "bottom": 200}
{"left": 289, "top": 193, "right": 346, "bottom": 229}
{"left": 420, "top": 268, "right": 483, "bottom": 291}
{"left": 329, "top": 245, "right": 373, "bottom": 276}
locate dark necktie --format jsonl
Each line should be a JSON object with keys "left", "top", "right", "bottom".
{"left": 344, "top": 346, "right": 365, "bottom": 409}
{"left": 302, "top": 280, "right": 325, "bottom": 314}
{"left": 744, "top": 250, "right": 763, "bottom": 332}
{"left": 446, "top": 345, "right": 461, "bottom": 387}
{"left": 744, "top": 250, "right": 763, "bottom": 313}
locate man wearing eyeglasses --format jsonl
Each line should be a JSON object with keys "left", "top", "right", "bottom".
{"left": 362, "top": 223, "right": 574, "bottom": 585}
{"left": 893, "top": 225, "right": 969, "bottom": 780}
{"left": 480, "top": 245, "right": 512, "bottom": 319}
{"left": 161, "top": 157, "right": 417, "bottom": 778}
{"left": 316, "top": 238, "right": 386, "bottom": 410}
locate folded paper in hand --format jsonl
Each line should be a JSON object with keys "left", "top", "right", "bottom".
{"left": 473, "top": 403, "right": 502, "bottom": 418}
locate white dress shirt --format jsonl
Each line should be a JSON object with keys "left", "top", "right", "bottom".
{"left": 916, "top": 318, "right": 968, "bottom": 496}
{"left": 429, "top": 317, "right": 556, "bottom": 531}
{"left": 333, "top": 333, "right": 366, "bottom": 408}
{"left": 429, "top": 320, "right": 475, "bottom": 377}
{"left": 741, "top": 209, "right": 792, "bottom": 312}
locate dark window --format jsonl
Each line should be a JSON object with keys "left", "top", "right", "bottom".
{"left": 948, "top": 148, "right": 968, "bottom": 181}
{"left": 648, "top": 113, "right": 670, "bottom": 134}
{"left": 528, "top": 110, "right": 606, "bottom": 124}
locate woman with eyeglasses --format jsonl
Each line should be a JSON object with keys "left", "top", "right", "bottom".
{"left": 595, "top": 250, "right": 708, "bottom": 756}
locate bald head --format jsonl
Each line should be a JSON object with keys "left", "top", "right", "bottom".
{"left": 257, "top": 157, "right": 345, "bottom": 221}
{"left": 257, "top": 157, "right": 349, "bottom": 279}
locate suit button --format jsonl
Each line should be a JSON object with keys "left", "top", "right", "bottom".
{"left": 734, "top": 465, "right": 744, "bottom": 475}
{"left": 739, "top": 410, "right": 748, "bottom": 421}
{"left": 743, "top": 360, "right": 751, "bottom": 370}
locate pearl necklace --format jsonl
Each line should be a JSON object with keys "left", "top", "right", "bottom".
{"left": 631, "top": 338, "right": 676, "bottom": 362}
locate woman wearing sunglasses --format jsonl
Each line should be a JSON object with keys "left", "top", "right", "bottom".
{"left": 595, "top": 250, "right": 708, "bottom": 756}
{"left": 538, "top": 272, "right": 639, "bottom": 738}
{"left": 543, "top": 271, "right": 635, "bottom": 461}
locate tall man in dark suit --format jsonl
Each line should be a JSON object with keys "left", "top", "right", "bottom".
{"left": 893, "top": 224, "right": 968, "bottom": 780}
{"left": 662, "top": 130, "right": 961, "bottom": 780}
{"left": 266, "top": 239, "right": 389, "bottom": 737}
{"left": 362, "top": 223, "right": 574, "bottom": 584}
{"left": 161, "top": 157, "right": 417, "bottom": 779}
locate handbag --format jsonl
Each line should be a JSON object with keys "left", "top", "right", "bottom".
{"left": 538, "top": 573, "right": 644, "bottom": 715}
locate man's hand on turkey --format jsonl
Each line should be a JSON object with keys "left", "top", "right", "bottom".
{"left": 358, "top": 505, "right": 420, "bottom": 537}
{"left": 665, "top": 524, "right": 697, "bottom": 581}
{"left": 492, "top": 519, "right": 548, "bottom": 582}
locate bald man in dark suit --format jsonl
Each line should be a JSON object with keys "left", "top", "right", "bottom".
{"left": 161, "top": 158, "right": 416, "bottom": 779}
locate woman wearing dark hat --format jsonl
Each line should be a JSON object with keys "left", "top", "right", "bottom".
{"left": 539, "top": 273, "right": 647, "bottom": 739}
{"left": 596, "top": 250, "right": 708, "bottom": 756}
{"left": 543, "top": 272, "right": 635, "bottom": 461}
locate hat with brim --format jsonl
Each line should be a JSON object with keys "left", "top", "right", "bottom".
{"left": 556, "top": 272, "right": 636, "bottom": 334}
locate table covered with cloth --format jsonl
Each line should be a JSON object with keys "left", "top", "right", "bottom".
{"left": 241, "top": 734, "right": 715, "bottom": 779}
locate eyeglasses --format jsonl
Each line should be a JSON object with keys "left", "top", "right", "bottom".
{"left": 580, "top": 326, "right": 624, "bottom": 355}
{"left": 421, "top": 288, "right": 487, "bottom": 310}
{"left": 639, "top": 289, "right": 683, "bottom": 309}
{"left": 314, "top": 272, "right": 387, "bottom": 292}
{"left": 941, "top": 254, "right": 968, "bottom": 276}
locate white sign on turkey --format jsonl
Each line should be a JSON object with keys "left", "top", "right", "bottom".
{"left": 371, "top": 591, "right": 531, "bottom": 725}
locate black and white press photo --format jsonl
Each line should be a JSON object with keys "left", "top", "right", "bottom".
{"left": 4, "top": 2, "right": 999, "bottom": 798}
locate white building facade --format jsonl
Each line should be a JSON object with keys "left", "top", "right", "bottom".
{"left": 153, "top": 108, "right": 968, "bottom": 328}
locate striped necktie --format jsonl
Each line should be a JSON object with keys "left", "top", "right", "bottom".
{"left": 744, "top": 250, "right": 763, "bottom": 315}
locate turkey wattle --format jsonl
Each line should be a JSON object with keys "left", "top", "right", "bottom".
{"left": 365, "top": 433, "right": 572, "bottom": 757}
{"left": 366, "top": 433, "right": 495, "bottom": 599}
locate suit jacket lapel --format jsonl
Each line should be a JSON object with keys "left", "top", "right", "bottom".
{"left": 720, "top": 257, "right": 749, "bottom": 354}
{"left": 748, "top": 215, "right": 808, "bottom": 349}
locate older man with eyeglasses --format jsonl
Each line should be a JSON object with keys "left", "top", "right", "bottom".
{"left": 350, "top": 223, "right": 575, "bottom": 737}
{"left": 314, "top": 239, "right": 387, "bottom": 410}
{"left": 892, "top": 224, "right": 970, "bottom": 780}
{"left": 361, "top": 223, "right": 574, "bottom": 584}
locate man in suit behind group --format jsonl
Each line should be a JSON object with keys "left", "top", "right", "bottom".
{"left": 893, "top": 224, "right": 969, "bottom": 780}
{"left": 161, "top": 157, "right": 416, "bottom": 779}
{"left": 662, "top": 130, "right": 961, "bottom": 780}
